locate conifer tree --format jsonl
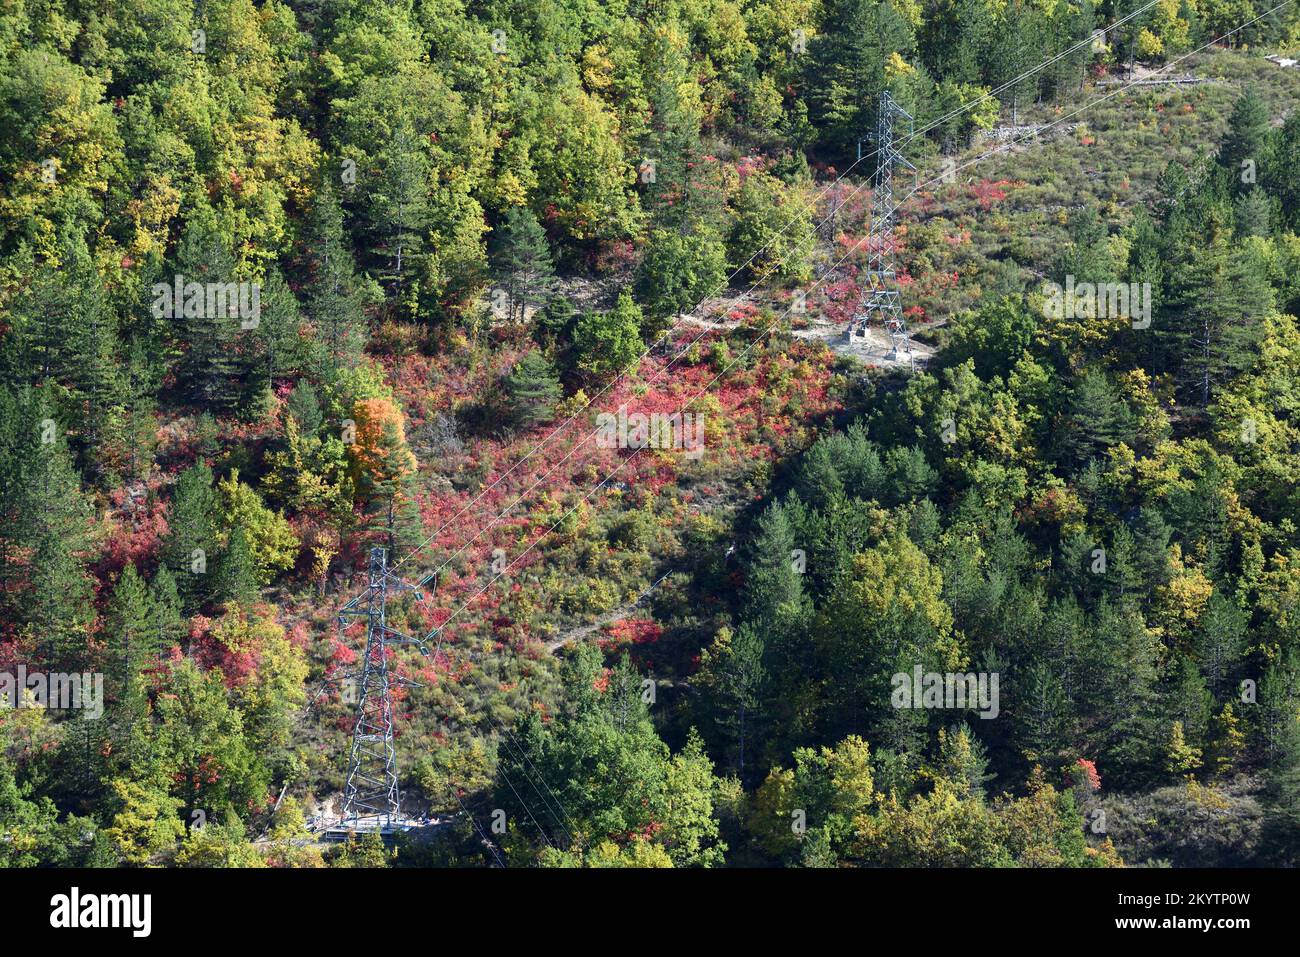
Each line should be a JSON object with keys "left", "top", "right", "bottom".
{"left": 286, "top": 381, "right": 324, "bottom": 435}
{"left": 489, "top": 207, "right": 554, "bottom": 324}
{"left": 503, "top": 350, "right": 561, "bottom": 431}
{"left": 3, "top": 392, "right": 94, "bottom": 667}
{"left": 105, "top": 341, "right": 159, "bottom": 484}
{"left": 373, "top": 124, "right": 431, "bottom": 313}
{"left": 1015, "top": 659, "right": 1071, "bottom": 765}
{"left": 1194, "top": 591, "right": 1246, "bottom": 697}
{"left": 1267, "top": 112, "right": 1300, "bottom": 231}
{"left": 151, "top": 566, "right": 186, "bottom": 654}
{"left": 26, "top": 531, "right": 96, "bottom": 669}
{"left": 215, "top": 524, "right": 259, "bottom": 607}
{"left": 641, "top": 22, "right": 710, "bottom": 231}
{"left": 1160, "top": 220, "right": 1273, "bottom": 407}
{"left": 1063, "top": 368, "right": 1136, "bottom": 470}
{"left": 936, "top": 724, "right": 995, "bottom": 799}
{"left": 1167, "top": 654, "right": 1213, "bottom": 748}
{"left": 172, "top": 214, "right": 243, "bottom": 413}
{"left": 162, "top": 463, "right": 218, "bottom": 614}
{"left": 743, "top": 502, "right": 805, "bottom": 625}
{"left": 104, "top": 565, "right": 157, "bottom": 726}
{"left": 698, "top": 624, "right": 768, "bottom": 780}
{"left": 250, "top": 267, "right": 306, "bottom": 393}
{"left": 807, "top": 0, "right": 917, "bottom": 157}
{"left": 1219, "top": 88, "right": 1270, "bottom": 193}
{"left": 306, "top": 176, "right": 372, "bottom": 376}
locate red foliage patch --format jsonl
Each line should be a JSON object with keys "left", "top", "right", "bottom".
{"left": 598, "top": 617, "right": 663, "bottom": 651}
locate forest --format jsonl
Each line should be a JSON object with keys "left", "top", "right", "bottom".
{"left": 1, "top": 0, "right": 1300, "bottom": 869}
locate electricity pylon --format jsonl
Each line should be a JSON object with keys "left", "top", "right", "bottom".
{"left": 850, "top": 91, "right": 916, "bottom": 365}
{"left": 335, "top": 546, "right": 435, "bottom": 825}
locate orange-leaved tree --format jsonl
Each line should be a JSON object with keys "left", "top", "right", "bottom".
{"left": 347, "top": 398, "right": 418, "bottom": 548}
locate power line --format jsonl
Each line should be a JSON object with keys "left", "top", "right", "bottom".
{"left": 416, "top": 1, "right": 1291, "bottom": 650}
{"left": 333, "top": 3, "right": 1165, "bottom": 611}
{"left": 314, "top": 0, "right": 1287, "bottom": 854}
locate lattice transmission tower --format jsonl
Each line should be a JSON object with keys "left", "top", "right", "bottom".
{"left": 334, "top": 546, "right": 435, "bottom": 827}
{"left": 849, "top": 91, "right": 916, "bottom": 364}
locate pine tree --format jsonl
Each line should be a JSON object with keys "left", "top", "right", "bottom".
{"left": 1131, "top": 507, "right": 1173, "bottom": 597}
{"left": 1233, "top": 188, "right": 1272, "bottom": 238}
{"left": 1051, "top": 206, "right": 1115, "bottom": 286}
{"left": 698, "top": 624, "right": 768, "bottom": 781}
{"left": 108, "top": 342, "right": 160, "bottom": 483}
{"left": 1166, "top": 721, "right": 1203, "bottom": 777}
{"left": 162, "top": 463, "right": 218, "bottom": 614}
{"left": 14, "top": 227, "right": 102, "bottom": 389}
{"left": 150, "top": 566, "right": 186, "bottom": 654}
{"left": 936, "top": 724, "right": 995, "bottom": 799}
{"left": 1218, "top": 88, "right": 1270, "bottom": 193}
{"left": 1015, "top": 659, "right": 1071, "bottom": 765}
{"left": 1058, "top": 530, "right": 1098, "bottom": 605}
{"left": 348, "top": 397, "right": 418, "bottom": 551}
{"left": 104, "top": 565, "right": 157, "bottom": 725}
{"left": 0, "top": 388, "right": 22, "bottom": 602}
{"left": 58, "top": 231, "right": 123, "bottom": 472}
{"left": 306, "top": 176, "right": 372, "bottom": 376}
{"left": 70, "top": 281, "right": 124, "bottom": 479}
{"left": 954, "top": 0, "right": 998, "bottom": 84}
{"left": 794, "top": 441, "right": 847, "bottom": 510}
{"left": 172, "top": 214, "right": 244, "bottom": 413}
{"left": 215, "top": 525, "right": 259, "bottom": 607}
{"left": 26, "top": 532, "right": 95, "bottom": 669}
{"left": 1194, "top": 591, "right": 1246, "bottom": 697}
{"left": 640, "top": 22, "right": 711, "bottom": 232}
{"left": 1052, "top": 0, "right": 1095, "bottom": 94}
{"left": 743, "top": 502, "right": 805, "bottom": 625}
{"left": 1063, "top": 368, "right": 1136, "bottom": 470}
{"left": 1206, "top": 702, "right": 1246, "bottom": 777}
{"left": 502, "top": 350, "right": 561, "bottom": 430}
{"left": 1105, "top": 523, "right": 1144, "bottom": 604}
{"left": 807, "top": 0, "right": 917, "bottom": 157}
{"left": 572, "top": 293, "right": 643, "bottom": 382}
{"left": 1122, "top": 207, "right": 1165, "bottom": 370}
{"left": 250, "top": 267, "right": 306, "bottom": 392}
{"left": 4, "top": 391, "right": 94, "bottom": 667}
{"left": 286, "top": 381, "right": 323, "bottom": 435}
{"left": 1039, "top": 596, "right": 1087, "bottom": 708}
{"left": 1166, "top": 654, "right": 1213, "bottom": 748}
{"left": 9, "top": 228, "right": 124, "bottom": 477}
{"left": 373, "top": 124, "right": 431, "bottom": 313}
{"left": 386, "top": 485, "right": 424, "bottom": 558}
{"left": 1089, "top": 599, "right": 1163, "bottom": 780}
{"left": 1267, "top": 112, "right": 1300, "bottom": 231}
{"left": 1159, "top": 215, "right": 1274, "bottom": 407}
{"left": 0, "top": 388, "right": 89, "bottom": 605}
{"left": 994, "top": 0, "right": 1047, "bottom": 124}
{"left": 919, "top": 0, "right": 994, "bottom": 86}
{"left": 883, "top": 446, "right": 937, "bottom": 504}
{"left": 1255, "top": 653, "right": 1299, "bottom": 766}
{"left": 534, "top": 296, "right": 578, "bottom": 357}
{"left": 633, "top": 227, "right": 730, "bottom": 326}
{"left": 489, "top": 207, "right": 554, "bottom": 324}
{"left": 1262, "top": 703, "right": 1300, "bottom": 863}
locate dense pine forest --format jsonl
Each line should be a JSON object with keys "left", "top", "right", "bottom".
{"left": 2, "top": 0, "right": 1300, "bottom": 870}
